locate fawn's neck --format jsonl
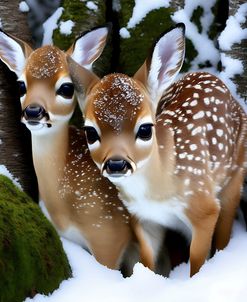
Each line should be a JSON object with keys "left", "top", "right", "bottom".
{"left": 32, "top": 123, "right": 69, "bottom": 174}
{"left": 116, "top": 127, "right": 177, "bottom": 204}
{"left": 31, "top": 123, "right": 69, "bottom": 228}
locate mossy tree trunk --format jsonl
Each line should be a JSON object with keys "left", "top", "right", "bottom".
{"left": 0, "top": 0, "right": 38, "bottom": 201}
{"left": 227, "top": 0, "right": 247, "bottom": 102}
{"left": 52, "top": 0, "right": 111, "bottom": 127}
{"left": 26, "top": 0, "right": 61, "bottom": 47}
{"left": 52, "top": 0, "right": 111, "bottom": 77}
{"left": 117, "top": 0, "right": 175, "bottom": 75}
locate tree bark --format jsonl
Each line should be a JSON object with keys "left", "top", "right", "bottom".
{"left": 225, "top": 0, "right": 247, "bottom": 103}
{"left": 52, "top": 0, "right": 109, "bottom": 77}
{"left": 0, "top": 0, "right": 38, "bottom": 200}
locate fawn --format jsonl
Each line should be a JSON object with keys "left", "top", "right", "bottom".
{"left": 0, "top": 27, "right": 155, "bottom": 272}
{"left": 68, "top": 23, "right": 247, "bottom": 276}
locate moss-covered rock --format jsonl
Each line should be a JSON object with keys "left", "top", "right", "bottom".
{"left": 118, "top": 1, "right": 175, "bottom": 75}
{"left": 0, "top": 175, "right": 71, "bottom": 302}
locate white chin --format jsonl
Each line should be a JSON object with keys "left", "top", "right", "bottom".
{"left": 25, "top": 123, "right": 46, "bottom": 131}
{"left": 107, "top": 176, "right": 126, "bottom": 183}
{"left": 103, "top": 170, "right": 132, "bottom": 182}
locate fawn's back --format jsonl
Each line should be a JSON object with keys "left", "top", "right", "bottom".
{"left": 157, "top": 71, "right": 247, "bottom": 196}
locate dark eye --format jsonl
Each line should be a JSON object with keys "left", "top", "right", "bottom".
{"left": 84, "top": 126, "right": 100, "bottom": 144}
{"left": 57, "top": 82, "right": 74, "bottom": 98}
{"left": 136, "top": 123, "right": 153, "bottom": 141}
{"left": 17, "top": 81, "right": 26, "bottom": 97}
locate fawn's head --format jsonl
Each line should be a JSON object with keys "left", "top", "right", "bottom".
{"left": 69, "top": 24, "right": 185, "bottom": 180}
{"left": 0, "top": 26, "right": 109, "bottom": 134}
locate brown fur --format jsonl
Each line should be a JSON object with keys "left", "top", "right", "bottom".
{"left": 77, "top": 70, "right": 247, "bottom": 276}
{"left": 0, "top": 37, "right": 155, "bottom": 271}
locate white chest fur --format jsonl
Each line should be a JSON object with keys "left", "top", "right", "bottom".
{"left": 117, "top": 174, "right": 192, "bottom": 238}
{"left": 58, "top": 226, "right": 90, "bottom": 252}
{"left": 39, "top": 200, "right": 90, "bottom": 251}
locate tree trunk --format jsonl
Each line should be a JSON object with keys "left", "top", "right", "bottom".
{"left": 117, "top": 0, "right": 176, "bottom": 75}
{"left": 0, "top": 0, "right": 38, "bottom": 200}
{"left": 224, "top": 0, "right": 247, "bottom": 103}
{"left": 52, "top": 0, "right": 110, "bottom": 77}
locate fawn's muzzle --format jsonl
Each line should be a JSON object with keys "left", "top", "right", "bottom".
{"left": 103, "top": 157, "right": 133, "bottom": 177}
{"left": 23, "top": 104, "right": 49, "bottom": 125}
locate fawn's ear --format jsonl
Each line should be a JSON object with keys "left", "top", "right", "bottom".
{"left": 67, "top": 25, "right": 110, "bottom": 71}
{"left": 134, "top": 23, "right": 185, "bottom": 107}
{"left": 0, "top": 29, "right": 33, "bottom": 77}
{"left": 67, "top": 56, "right": 99, "bottom": 112}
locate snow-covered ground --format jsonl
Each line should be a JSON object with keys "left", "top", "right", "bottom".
{"left": 25, "top": 220, "right": 247, "bottom": 302}
{"left": 1, "top": 165, "right": 247, "bottom": 302}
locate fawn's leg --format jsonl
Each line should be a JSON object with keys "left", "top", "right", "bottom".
{"left": 131, "top": 217, "right": 155, "bottom": 271}
{"left": 214, "top": 169, "right": 244, "bottom": 250}
{"left": 187, "top": 194, "right": 220, "bottom": 276}
{"left": 89, "top": 228, "right": 131, "bottom": 270}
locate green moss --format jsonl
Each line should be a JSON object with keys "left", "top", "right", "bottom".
{"left": 190, "top": 6, "right": 203, "bottom": 34}
{"left": 0, "top": 175, "right": 71, "bottom": 302}
{"left": 119, "top": 4, "right": 175, "bottom": 75}
{"left": 53, "top": 0, "right": 105, "bottom": 50}
{"left": 53, "top": 0, "right": 111, "bottom": 127}
{"left": 119, "top": 0, "right": 135, "bottom": 26}
{"left": 182, "top": 38, "right": 198, "bottom": 72}
{"left": 52, "top": 0, "right": 111, "bottom": 77}
{"left": 208, "top": 0, "right": 222, "bottom": 40}
{"left": 198, "top": 60, "right": 213, "bottom": 69}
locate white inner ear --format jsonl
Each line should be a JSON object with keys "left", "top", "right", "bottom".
{"left": 71, "top": 27, "right": 108, "bottom": 70}
{"left": 148, "top": 27, "right": 185, "bottom": 103}
{"left": 0, "top": 32, "right": 26, "bottom": 77}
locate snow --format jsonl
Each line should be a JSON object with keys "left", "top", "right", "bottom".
{"left": 59, "top": 20, "right": 75, "bottom": 36}
{"left": 42, "top": 7, "right": 64, "bottom": 45}
{"left": 0, "top": 165, "right": 22, "bottom": 190}
{"left": 218, "top": 2, "right": 247, "bottom": 112}
{"left": 119, "top": 0, "right": 170, "bottom": 37}
{"left": 127, "top": 0, "right": 170, "bottom": 29}
{"left": 43, "top": 7, "right": 75, "bottom": 40}
{"left": 119, "top": 27, "right": 130, "bottom": 39}
{"left": 172, "top": 0, "right": 220, "bottom": 73}
{"left": 171, "top": 0, "right": 246, "bottom": 112}
{"left": 219, "top": 54, "right": 244, "bottom": 103}
{"left": 86, "top": 1, "right": 98, "bottom": 11}
{"left": 24, "top": 220, "right": 247, "bottom": 302}
{"left": 218, "top": 15, "right": 247, "bottom": 51}
{"left": 19, "top": 1, "right": 30, "bottom": 13}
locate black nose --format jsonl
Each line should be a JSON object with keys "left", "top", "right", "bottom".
{"left": 104, "top": 157, "right": 132, "bottom": 175}
{"left": 23, "top": 104, "right": 46, "bottom": 121}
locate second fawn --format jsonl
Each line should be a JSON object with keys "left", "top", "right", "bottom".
{"left": 0, "top": 27, "right": 155, "bottom": 272}
{"left": 69, "top": 23, "right": 247, "bottom": 276}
